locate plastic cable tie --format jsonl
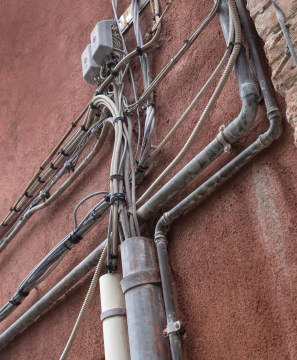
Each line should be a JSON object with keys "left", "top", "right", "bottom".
{"left": 80, "top": 125, "right": 88, "bottom": 132}
{"left": 109, "top": 193, "right": 126, "bottom": 205}
{"left": 94, "top": 90, "right": 100, "bottom": 96}
{"left": 113, "top": 116, "right": 124, "bottom": 125}
{"left": 40, "top": 190, "right": 50, "bottom": 200}
{"left": 37, "top": 177, "right": 45, "bottom": 184}
{"left": 50, "top": 163, "right": 58, "bottom": 170}
{"left": 106, "top": 264, "right": 117, "bottom": 271}
{"left": 9, "top": 298, "right": 20, "bottom": 307}
{"left": 226, "top": 41, "right": 242, "bottom": 50}
{"left": 71, "top": 122, "right": 77, "bottom": 128}
{"left": 69, "top": 232, "right": 83, "bottom": 245}
{"left": 110, "top": 254, "right": 118, "bottom": 259}
{"left": 110, "top": 69, "right": 119, "bottom": 77}
{"left": 2, "top": 223, "right": 7, "bottom": 227}
{"left": 40, "top": 166, "right": 44, "bottom": 171}
{"left": 153, "top": 13, "right": 160, "bottom": 20}
{"left": 143, "top": 102, "right": 155, "bottom": 110}
{"left": 89, "top": 102, "right": 97, "bottom": 110}
{"left": 59, "top": 149, "right": 70, "bottom": 157}
{"left": 110, "top": 174, "right": 124, "bottom": 181}
{"left": 24, "top": 192, "right": 33, "bottom": 199}
{"left": 136, "top": 46, "right": 143, "bottom": 56}
{"left": 10, "top": 206, "right": 20, "bottom": 213}
{"left": 18, "top": 289, "right": 29, "bottom": 298}
{"left": 136, "top": 161, "right": 149, "bottom": 173}
{"left": 64, "top": 242, "right": 72, "bottom": 250}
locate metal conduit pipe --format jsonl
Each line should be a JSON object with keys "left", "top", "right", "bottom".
{"left": 154, "top": 10, "right": 281, "bottom": 359}
{"left": 0, "top": 240, "right": 107, "bottom": 350}
{"left": 155, "top": 238, "right": 183, "bottom": 360}
{"left": 153, "top": 4, "right": 281, "bottom": 360}
{"left": 137, "top": 0, "right": 259, "bottom": 224}
{"left": 120, "top": 237, "right": 170, "bottom": 360}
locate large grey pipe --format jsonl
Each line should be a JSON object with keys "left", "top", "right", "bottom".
{"left": 137, "top": 0, "right": 259, "bottom": 223}
{"left": 0, "top": 240, "right": 107, "bottom": 350}
{"left": 121, "top": 237, "right": 170, "bottom": 360}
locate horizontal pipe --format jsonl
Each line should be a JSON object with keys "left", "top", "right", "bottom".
{"left": 0, "top": 240, "right": 107, "bottom": 350}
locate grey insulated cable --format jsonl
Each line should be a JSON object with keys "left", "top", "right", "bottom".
{"left": 0, "top": 194, "right": 110, "bottom": 323}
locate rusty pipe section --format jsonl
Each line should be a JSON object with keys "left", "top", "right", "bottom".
{"left": 121, "top": 237, "right": 170, "bottom": 360}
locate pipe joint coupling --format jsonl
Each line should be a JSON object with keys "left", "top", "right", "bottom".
{"left": 154, "top": 231, "right": 168, "bottom": 245}
{"left": 216, "top": 125, "right": 232, "bottom": 153}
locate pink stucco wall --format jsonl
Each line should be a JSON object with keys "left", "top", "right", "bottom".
{"left": 0, "top": 0, "right": 296, "bottom": 359}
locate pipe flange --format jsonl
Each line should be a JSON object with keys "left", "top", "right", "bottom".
{"left": 216, "top": 125, "right": 232, "bottom": 153}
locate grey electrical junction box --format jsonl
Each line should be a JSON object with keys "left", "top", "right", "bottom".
{"left": 81, "top": 44, "right": 100, "bottom": 85}
{"left": 90, "top": 20, "right": 116, "bottom": 66}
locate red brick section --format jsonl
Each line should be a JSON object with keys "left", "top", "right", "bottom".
{"left": 0, "top": 1, "right": 296, "bottom": 359}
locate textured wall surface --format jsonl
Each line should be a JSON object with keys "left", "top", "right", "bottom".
{"left": 0, "top": 1, "right": 296, "bottom": 359}
{"left": 247, "top": 0, "right": 297, "bottom": 144}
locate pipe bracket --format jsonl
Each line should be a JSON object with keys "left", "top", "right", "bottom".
{"left": 216, "top": 125, "right": 232, "bottom": 153}
{"left": 100, "top": 307, "right": 126, "bottom": 323}
{"left": 163, "top": 320, "right": 183, "bottom": 338}
{"left": 121, "top": 269, "right": 160, "bottom": 294}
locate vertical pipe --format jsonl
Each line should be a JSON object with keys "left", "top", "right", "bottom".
{"left": 99, "top": 274, "right": 130, "bottom": 360}
{"left": 155, "top": 236, "right": 183, "bottom": 360}
{"left": 121, "top": 236, "right": 170, "bottom": 360}
{"left": 235, "top": 0, "right": 279, "bottom": 114}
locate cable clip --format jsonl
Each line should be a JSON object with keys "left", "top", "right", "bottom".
{"left": 89, "top": 102, "right": 97, "bottom": 110}
{"left": 216, "top": 125, "right": 232, "bottom": 153}
{"left": 104, "top": 193, "right": 126, "bottom": 205}
{"left": 136, "top": 46, "right": 143, "bottom": 56}
{"left": 110, "top": 69, "right": 119, "bottom": 77}
{"left": 226, "top": 41, "right": 242, "bottom": 50}
{"left": 68, "top": 232, "right": 83, "bottom": 245}
{"left": 37, "top": 177, "right": 45, "bottom": 184}
{"left": 136, "top": 161, "right": 149, "bottom": 174}
{"left": 110, "top": 174, "right": 124, "bottom": 181}
{"left": 9, "top": 298, "right": 21, "bottom": 307}
{"left": 59, "top": 149, "right": 70, "bottom": 157}
{"left": 80, "top": 125, "right": 88, "bottom": 132}
{"left": 40, "top": 190, "right": 50, "bottom": 201}
{"left": 106, "top": 264, "right": 118, "bottom": 272}
{"left": 113, "top": 116, "right": 124, "bottom": 125}
{"left": 50, "top": 163, "right": 58, "bottom": 170}
{"left": 163, "top": 321, "right": 184, "bottom": 338}
{"left": 64, "top": 160, "right": 75, "bottom": 173}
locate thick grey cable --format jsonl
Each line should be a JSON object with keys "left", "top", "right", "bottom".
{"left": 59, "top": 245, "right": 107, "bottom": 360}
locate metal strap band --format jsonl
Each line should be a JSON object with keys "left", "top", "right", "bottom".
{"left": 100, "top": 307, "right": 126, "bottom": 323}
{"left": 121, "top": 270, "right": 160, "bottom": 294}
